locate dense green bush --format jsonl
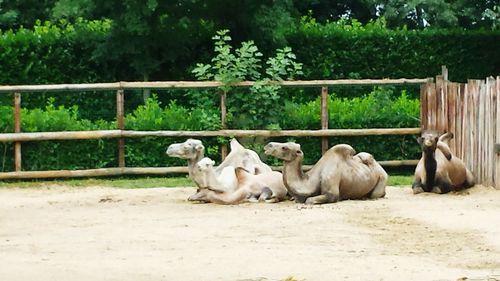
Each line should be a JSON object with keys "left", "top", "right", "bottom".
{"left": 0, "top": 88, "right": 421, "bottom": 172}
{"left": 0, "top": 94, "right": 223, "bottom": 171}
{"left": 2, "top": 18, "right": 499, "bottom": 120}
{"left": 277, "top": 87, "right": 421, "bottom": 164}
{"left": 124, "top": 95, "right": 221, "bottom": 167}
{"left": 285, "top": 17, "right": 500, "bottom": 83}
{"left": 0, "top": 19, "right": 116, "bottom": 120}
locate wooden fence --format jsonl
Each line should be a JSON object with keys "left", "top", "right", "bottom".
{"left": 0, "top": 79, "right": 426, "bottom": 180}
{"left": 421, "top": 66, "right": 500, "bottom": 189}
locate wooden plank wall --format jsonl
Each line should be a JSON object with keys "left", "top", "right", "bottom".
{"left": 421, "top": 70, "right": 500, "bottom": 189}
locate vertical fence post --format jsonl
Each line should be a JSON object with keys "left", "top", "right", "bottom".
{"left": 496, "top": 76, "right": 500, "bottom": 189}
{"left": 14, "top": 92, "right": 22, "bottom": 172}
{"left": 220, "top": 90, "right": 228, "bottom": 160}
{"left": 441, "top": 65, "right": 449, "bottom": 133}
{"left": 116, "top": 89, "right": 125, "bottom": 168}
{"left": 420, "top": 78, "right": 433, "bottom": 131}
{"left": 321, "top": 86, "right": 329, "bottom": 155}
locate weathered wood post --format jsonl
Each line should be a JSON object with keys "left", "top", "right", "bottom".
{"left": 320, "top": 86, "right": 329, "bottom": 155}
{"left": 496, "top": 76, "right": 500, "bottom": 189}
{"left": 420, "top": 78, "right": 433, "bottom": 131}
{"left": 440, "top": 65, "right": 449, "bottom": 133}
{"left": 220, "top": 90, "right": 228, "bottom": 160}
{"left": 14, "top": 92, "right": 22, "bottom": 172}
{"left": 116, "top": 89, "right": 125, "bottom": 168}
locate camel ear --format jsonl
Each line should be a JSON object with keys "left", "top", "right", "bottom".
{"left": 417, "top": 137, "right": 423, "bottom": 145}
{"left": 210, "top": 159, "right": 215, "bottom": 166}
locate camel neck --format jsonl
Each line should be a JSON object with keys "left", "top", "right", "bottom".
{"left": 282, "top": 157, "right": 313, "bottom": 197}
{"left": 187, "top": 153, "right": 204, "bottom": 178}
{"left": 423, "top": 149, "right": 437, "bottom": 190}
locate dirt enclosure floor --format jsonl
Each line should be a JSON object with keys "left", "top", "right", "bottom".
{"left": 1, "top": 185, "right": 500, "bottom": 281}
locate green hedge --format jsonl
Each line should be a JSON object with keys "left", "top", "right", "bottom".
{"left": 0, "top": 19, "right": 119, "bottom": 120}
{"left": 272, "top": 86, "right": 420, "bottom": 165}
{"left": 0, "top": 95, "right": 222, "bottom": 172}
{"left": 0, "top": 88, "right": 420, "bottom": 172}
{"left": 1, "top": 19, "right": 499, "bottom": 119}
{"left": 285, "top": 18, "right": 500, "bottom": 82}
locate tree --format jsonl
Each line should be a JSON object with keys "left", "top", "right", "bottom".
{"left": 0, "top": 0, "right": 55, "bottom": 30}
{"left": 51, "top": 0, "right": 94, "bottom": 21}
{"left": 366, "top": 0, "right": 500, "bottom": 29}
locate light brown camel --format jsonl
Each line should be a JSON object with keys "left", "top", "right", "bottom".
{"left": 264, "top": 142, "right": 387, "bottom": 204}
{"left": 166, "top": 138, "right": 272, "bottom": 190}
{"left": 412, "top": 131, "right": 475, "bottom": 194}
{"left": 188, "top": 159, "right": 288, "bottom": 204}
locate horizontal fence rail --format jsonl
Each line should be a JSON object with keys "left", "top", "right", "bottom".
{"left": 0, "top": 78, "right": 430, "bottom": 93}
{"left": 0, "top": 128, "right": 422, "bottom": 142}
{"left": 0, "top": 161, "right": 421, "bottom": 180}
{"left": 0, "top": 79, "right": 429, "bottom": 180}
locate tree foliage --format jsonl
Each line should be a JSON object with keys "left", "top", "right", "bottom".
{"left": 192, "top": 30, "right": 302, "bottom": 129}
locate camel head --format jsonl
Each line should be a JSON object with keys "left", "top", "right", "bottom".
{"left": 264, "top": 142, "right": 303, "bottom": 162}
{"left": 196, "top": 157, "right": 216, "bottom": 172}
{"left": 417, "top": 131, "right": 439, "bottom": 153}
{"left": 166, "top": 139, "right": 204, "bottom": 160}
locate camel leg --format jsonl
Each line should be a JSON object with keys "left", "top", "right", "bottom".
{"left": 304, "top": 174, "right": 341, "bottom": 204}
{"left": 412, "top": 177, "right": 425, "bottom": 194}
{"left": 368, "top": 177, "right": 387, "bottom": 199}
{"left": 293, "top": 195, "right": 308, "bottom": 204}
{"left": 464, "top": 169, "right": 475, "bottom": 188}
{"left": 188, "top": 189, "right": 211, "bottom": 203}
{"left": 258, "top": 187, "right": 275, "bottom": 202}
{"left": 247, "top": 196, "right": 259, "bottom": 203}
{"left": 207, "top": 188, "right": 250, "bottom": 205}
{"left": 432, "top": 178, "right": 452, "bottom": 194}
{"left": 437, "top": 142, "right": 452, "bottom": 161}
{"left": 305, "top": 192, "right": 338, "bottom": 205}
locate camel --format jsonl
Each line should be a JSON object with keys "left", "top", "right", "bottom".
{"left": 264, "top": 142, "right": 387, "bottom": 204}
{"left": 193, "top": 157, "right": 238, "bottom": 193}
{"left": 188, "top": 159, "right": 288, "bottom": 204}
{"left": 412, "top": 131, "right": 475, "bottom": 194}
{"left": 166, "top": 138, "right": 272, "bottom": 190}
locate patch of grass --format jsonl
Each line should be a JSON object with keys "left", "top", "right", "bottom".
{"left": 0, "top": 176, "right": 195, "bottom": 189}
{"left": 388, "top": 174, "right": 413, "bottom": 186}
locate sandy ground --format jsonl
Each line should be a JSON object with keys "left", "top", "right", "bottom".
{"left": 0, "top": 185, "right": 499, "bottom": 281}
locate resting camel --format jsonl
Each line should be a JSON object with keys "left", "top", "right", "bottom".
{"left": 193, "top": 158, "right": 238, "bottom": 193}
{"left": 188, "top": 159, "right": 288, "bottom": 204}
{"left": 166, "top": 138, "right": 272, "bottom": 191}
{"left": 412, "top": 131, "right": 475, "bottom": 194}
{"left": 264, "top": 142, "right": 387, "bottom": 204}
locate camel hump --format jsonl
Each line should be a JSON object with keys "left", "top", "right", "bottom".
{"left": 331, "top": 144, "right": 356, "bottom": 158}
{"left": 235, "top": 167, "right": 251, "bottom": 182}
{"left": 229, "top": 138, "right": 245, "bottom": 152}
{"left": 355, "top": 152, "right": 374, "bottom": 165}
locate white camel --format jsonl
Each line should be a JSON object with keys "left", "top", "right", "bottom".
{"left": 188, "top": 157, "right": 288, "bottom": 204}
{"left": 166, "top": 138, "right": 272, "bottom": 193}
